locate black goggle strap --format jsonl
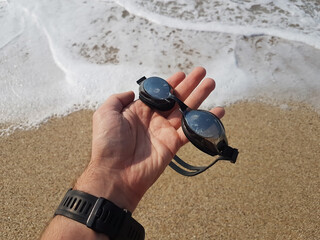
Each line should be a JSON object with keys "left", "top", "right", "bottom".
{"left": 137, "top": 76, "right": 147, "bottom": 85}
{"left": 169, "top": 146, "right": 239, "bottom": 177}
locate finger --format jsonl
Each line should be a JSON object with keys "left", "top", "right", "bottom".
{"left": 184, "top": 77, "right": 215, "bottom": 109}
{"left": 100, "top": 91, "right": 135, "bottom": 113}
{"left": 177, "top": 127, "right": 188, "bottom": 146}
{"left": 212, "top": 107, "right": 225, "bottom": 119}
{"left": 174, "top": 66, "right": 206, "bottom": 101}
{"left": 167, "top": 77, "right": 216, "bottom": 128}
{"left": 166, "top": 71, "right": 186, "bottom": 88}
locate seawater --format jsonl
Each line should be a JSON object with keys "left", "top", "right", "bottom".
{"left": 0, "top": 0, "right": 319, "bottom": 135}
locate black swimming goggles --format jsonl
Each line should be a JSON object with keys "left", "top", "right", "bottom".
{"left": 137, "top": 76, "right": 238, "bottom": 176}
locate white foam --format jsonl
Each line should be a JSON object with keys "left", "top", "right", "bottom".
{"left": 1, "top": 0, "right": 320, "bottom": 136}
{"left": 114, "top": 0, "right": 320, "bottom": 49}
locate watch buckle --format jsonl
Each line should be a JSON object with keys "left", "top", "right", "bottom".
{"left": 86, "top": 197, "right": 106, "bottom": 228}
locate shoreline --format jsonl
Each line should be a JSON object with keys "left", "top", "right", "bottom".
{"left": 1, "top": 99, "right": 319, "bottom": 138}
{"left": 1, "top": 101, "right": 319, "bottom": 239}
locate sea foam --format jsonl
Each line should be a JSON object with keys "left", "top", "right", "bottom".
{"left": 0, "top": 0, "right": 319, "bottom": 135}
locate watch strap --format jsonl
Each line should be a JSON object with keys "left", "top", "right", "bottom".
{"left": 55, "top": 189, "right": 145, "bottom": 240}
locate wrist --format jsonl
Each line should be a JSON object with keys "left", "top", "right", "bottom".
{"left": 74, "top": 163, "right": 139, "bottom": 213}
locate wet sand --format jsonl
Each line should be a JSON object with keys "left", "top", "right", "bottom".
{"left": 1, "top": 102, "right": 319, "bottom": 239}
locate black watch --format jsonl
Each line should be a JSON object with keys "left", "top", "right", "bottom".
{"left": 55, "top": 189, "right": 145, "bottom": 240}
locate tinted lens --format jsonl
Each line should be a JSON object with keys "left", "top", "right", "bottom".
{"left": 143, "top": 77, "right": 171, "bottom": 99}
{"left": 184, "top": 110, "right": 224, "bottom": 139}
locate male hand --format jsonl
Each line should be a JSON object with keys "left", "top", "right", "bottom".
{"left": 74, "top": 67, "right": 225, "bottom": 212}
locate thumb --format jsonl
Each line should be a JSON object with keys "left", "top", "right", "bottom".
{"left": 101, "top": 91, "right": 135, "bottom": 113}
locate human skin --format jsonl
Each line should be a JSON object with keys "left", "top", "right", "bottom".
{"left": 41, "top": 67, "right": 225, "bottom": 240}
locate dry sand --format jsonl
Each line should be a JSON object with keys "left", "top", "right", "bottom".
{"left": 1, "top": 102, "right": 319, "bottom": 240}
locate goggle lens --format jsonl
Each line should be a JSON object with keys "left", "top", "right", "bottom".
{"left": 184, "top": 110, "right": 224, "bottom": 139}
{"left": 143, "top": 77, "right": 171, "bottom": 99}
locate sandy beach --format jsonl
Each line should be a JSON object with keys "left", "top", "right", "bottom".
{"left": 1, "top": 101, "right": 319, "bottom": 240}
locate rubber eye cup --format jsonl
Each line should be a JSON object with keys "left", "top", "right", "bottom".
{"left": 139, "top": 77, "right": 176, "bottom": 111}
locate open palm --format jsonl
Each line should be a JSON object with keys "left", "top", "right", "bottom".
{"left": 75, "top": 67, "right": 225, "bottom": 212}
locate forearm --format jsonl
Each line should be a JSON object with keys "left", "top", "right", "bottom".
{"left": 41, "top": 215, "right": 109, "bottom": 240}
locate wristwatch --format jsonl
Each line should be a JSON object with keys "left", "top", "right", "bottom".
{"left": 55, "top": 189, "right": 145, "bottom": 240}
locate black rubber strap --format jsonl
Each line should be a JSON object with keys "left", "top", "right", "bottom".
{"left": 169, "top": 147, "right": 239, "bottom": 176}
{"left": 55, "top": 189, "right": 145, "bottom": 240}
{"left": 136, "top": 76, "right": 146, "bottom": 84}
{"left": 169, "top": 155, "right": 220, "bottom": 176}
